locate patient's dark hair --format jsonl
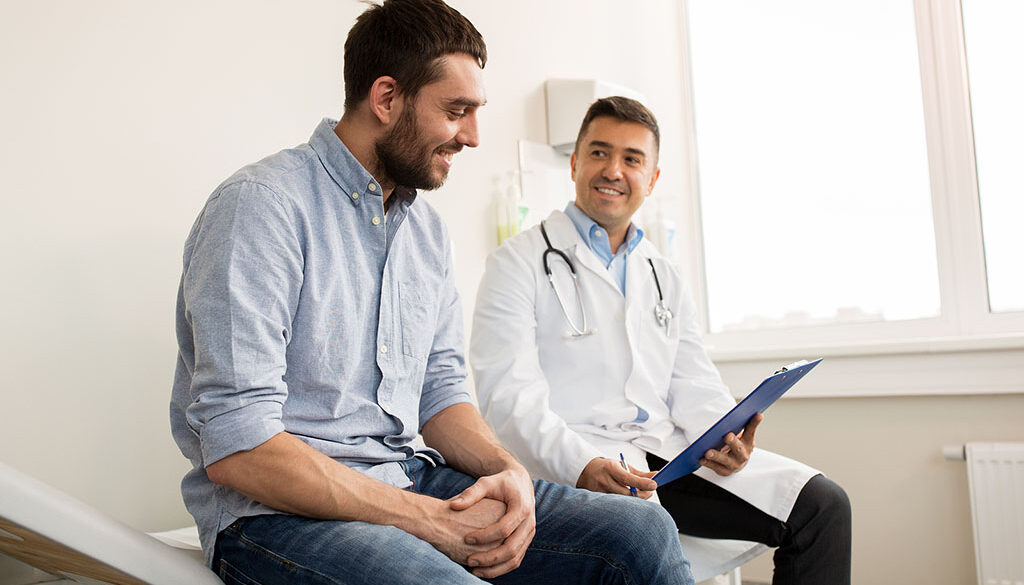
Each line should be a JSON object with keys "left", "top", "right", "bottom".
{"left": 343, "top": 0, "right": 487, "bottom": 111}
{"left": 574, "top": 96, "right": 661, "bottom": 156}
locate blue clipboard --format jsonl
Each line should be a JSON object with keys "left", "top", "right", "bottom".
{"left": 651, "top": 358, "right": 823, "bottom": 487}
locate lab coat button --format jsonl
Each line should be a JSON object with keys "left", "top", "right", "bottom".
{"left": 380, "top": 344, "right": 388, "bottom": 353}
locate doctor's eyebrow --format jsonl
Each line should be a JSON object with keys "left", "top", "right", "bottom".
{"left": 586, "top": 140, "right": 648, "bottom": 158}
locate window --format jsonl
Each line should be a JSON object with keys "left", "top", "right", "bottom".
{"left": 961, "top": 0, "right": 1024, "bottom": 314}
{"left": 687, "top": 0, "right": 940, "bottom": 334}
{"left": 680, "top": 0, "right": 1024, "bottom": 357}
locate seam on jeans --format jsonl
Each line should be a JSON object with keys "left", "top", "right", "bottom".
{"left": 231, "top": 527, "right": 346, "bottom": 585}
{"left": 527, "top": 539, "right": 636, "bottom": 585}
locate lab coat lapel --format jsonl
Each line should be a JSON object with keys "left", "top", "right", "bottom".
{"left": 622, "top": 247, "right": 653, "bottom": 409}
{"left": 543, "top": 211, "right": 621, "bottom": 296}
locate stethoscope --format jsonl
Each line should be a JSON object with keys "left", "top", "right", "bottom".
{"left": 540, "top": 220, "right": 674, "bottom": 338}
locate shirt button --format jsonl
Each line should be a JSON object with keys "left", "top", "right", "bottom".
{"left": 368, "top": 183, "right": 377, "bottom": 192}
{"left": 372, "top": 216, "right": 382, "bottom": 226}
{"left": 352, "top": 192, "right": 359, "bottom": 200}
{"left": 380, "top": 345, "right": 388, "bottom": 353}
{"left": 594, "top": 230, "right": 603, "bottom": 237}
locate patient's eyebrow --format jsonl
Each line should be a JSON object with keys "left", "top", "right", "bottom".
{"left": 446, "top": 97, "right": 486, "bottom": 108}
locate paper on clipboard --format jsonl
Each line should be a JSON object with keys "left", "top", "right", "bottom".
{"left": 651, "top": 358, "right": 824, "bottom": 487}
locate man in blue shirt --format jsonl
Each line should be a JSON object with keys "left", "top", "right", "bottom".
{"left": 169, "top": 1, "right": 692, "bottom": 584}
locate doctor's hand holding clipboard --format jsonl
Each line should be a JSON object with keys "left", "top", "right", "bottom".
{"left": 651, "top": 358, "right": 824, "bottom": 488}
{"left": 577, "top": 412, "right": 765, "bottom": 498}
{"left": 697, "top": 412, "right": 763, "bottom": 477}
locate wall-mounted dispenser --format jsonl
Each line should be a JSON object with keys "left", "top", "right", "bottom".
{"left": 544, "top": 78, "right": 648, "bottom": 155}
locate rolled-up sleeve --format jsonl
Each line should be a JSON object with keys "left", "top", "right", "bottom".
{"left": 181, "top": 181, "right": 303, "bottom": 466}
{"left": 418, "top": 241, "right": 473, "bottom": 426}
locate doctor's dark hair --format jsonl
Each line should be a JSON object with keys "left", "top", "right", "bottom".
{"left": 574, "top": 96, "right": 661, "bottom": 156}
{"left": 343, "top": 0, "right": 487, "bottom": 111}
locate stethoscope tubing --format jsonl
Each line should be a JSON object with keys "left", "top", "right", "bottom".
{"left": 540, "top": 220, "right": 670, "bottom": 338}
{"left": 541, "top": 221, "right": 591, "bottom": 336}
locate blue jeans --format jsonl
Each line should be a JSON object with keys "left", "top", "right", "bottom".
{"left": 212, "top": 457, "right": 693, "bottom": 585}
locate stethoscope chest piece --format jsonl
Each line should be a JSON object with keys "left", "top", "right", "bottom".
{"left": 654, "top": 300, "right": 673, "bottom": 335}
{"left": 648, "top": 258, "right": 672, "bottom": 335}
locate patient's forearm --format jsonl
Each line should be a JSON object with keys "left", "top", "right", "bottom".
{"left": 205, "top": 432, "right": 428, "bottom": 528}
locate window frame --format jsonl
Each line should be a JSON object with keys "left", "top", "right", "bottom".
{"left": 675, "top": 0, "right": 1024, "bottom": 367}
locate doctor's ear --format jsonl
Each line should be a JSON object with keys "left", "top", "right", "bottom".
{"left": 569, "top": 152, "right": 578, "bottom": 182}
{"left": 647, "top": 167, "right": 661, "bottom": 194}
{"left": 367, "top": 76, "right": 400, "bottom": 125}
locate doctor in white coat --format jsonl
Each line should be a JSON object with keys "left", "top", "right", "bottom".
{"left": 471, "top": 97, "right": 850, "bottom": 585}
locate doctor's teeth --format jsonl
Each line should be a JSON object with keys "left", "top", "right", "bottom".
{"left": 597, "top": 187, "right": 620, "bottom": 195}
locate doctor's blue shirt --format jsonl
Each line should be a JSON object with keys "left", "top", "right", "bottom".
{"left": 169, "top": 118, "right": 471, "bottom": 564}
{"left": 563, "top": 202, "right": 644, "bottom": 295}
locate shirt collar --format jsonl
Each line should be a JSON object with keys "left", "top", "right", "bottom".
{"left": 563, "top": 202, "right": 644, "bottom": 262}
{"left": 309, "top": 118, "right": 416, "bottom": 210}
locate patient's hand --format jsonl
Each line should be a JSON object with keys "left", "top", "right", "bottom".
{"left": 576, "top": 457, "right": 657, "bottom": 499}
{"left": 423, "top": 497, "right": 507, "bottom": 566}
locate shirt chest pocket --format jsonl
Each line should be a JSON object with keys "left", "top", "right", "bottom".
{"left": 399, "top": 280, "right": 438, "bottom": 361}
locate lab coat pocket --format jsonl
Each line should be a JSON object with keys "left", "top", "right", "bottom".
{"left": 399, "top": 281, "right": 436, "bottom": 361}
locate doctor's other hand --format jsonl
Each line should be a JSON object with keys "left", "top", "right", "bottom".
{"left": 701, "top": 412, "right": 763, "bottom": 476}
{"left": 577, "top": 457, "right": 657, "bottom": 499}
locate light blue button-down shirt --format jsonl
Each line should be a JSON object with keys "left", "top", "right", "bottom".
{"left": 169, "top": 118, "right": 472, "bottom": 563}
{"left": 563, "top": 202, "right": 644, "bottom": 295}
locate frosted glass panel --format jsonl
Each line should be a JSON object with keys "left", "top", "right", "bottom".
{"left": 688, "top": 0, "right": 941, "bottom": 332}
{"left": 962, "top": 0, "right": 1024, "bottom": 314}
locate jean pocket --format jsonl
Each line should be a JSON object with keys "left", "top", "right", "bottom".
{"left": 219, "top": 559, "right": 265, "bottom": 585}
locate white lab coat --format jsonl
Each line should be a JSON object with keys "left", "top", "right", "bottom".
{"left": 471, "top": 210, "right": 820, "bottom": 578}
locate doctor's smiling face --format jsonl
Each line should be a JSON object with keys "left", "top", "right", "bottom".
{"left": 571, "top": 114, "right": 661, "bottom": 250}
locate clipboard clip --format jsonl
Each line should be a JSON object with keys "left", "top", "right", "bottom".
{"left": 774, "top": 359, "right": 810, "bottom": 375}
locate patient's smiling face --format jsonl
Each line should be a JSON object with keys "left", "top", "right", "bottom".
{"left": 570, "top": 116, "right": 661, "bottom": 247}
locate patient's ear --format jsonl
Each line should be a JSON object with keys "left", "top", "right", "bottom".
{"left": 367, "top": 76, "right": 400, "bottom": 126}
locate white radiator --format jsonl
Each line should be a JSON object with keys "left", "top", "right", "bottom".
{"left": 965, "top": 442, "right": 1024, "bottom": 585}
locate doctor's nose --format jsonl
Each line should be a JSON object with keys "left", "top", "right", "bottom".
{"left": 601, "top": 156, "right": 625, "bottom": 180}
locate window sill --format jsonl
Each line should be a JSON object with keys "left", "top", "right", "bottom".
{"left": 709, "top": 334, "right": 1024, "bottom": 399}
{"left": 709, "top": 332, "right": 1024, "bottom": 363}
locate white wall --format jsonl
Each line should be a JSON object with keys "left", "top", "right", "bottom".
{"left": 1, "top": 3, "right": 1020, "bottom": 585}
{"left": 0, "top": 0, "right": 688, "bottom": 530}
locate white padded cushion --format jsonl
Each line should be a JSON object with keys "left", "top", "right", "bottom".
{"left": 0, "top": 462, "right": 221, "bottom": 585}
